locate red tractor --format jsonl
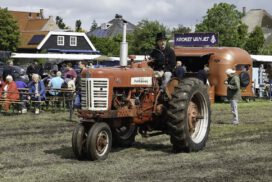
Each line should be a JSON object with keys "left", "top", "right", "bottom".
{"left": 72, "top": 23, "right": 211, "bottom": 161}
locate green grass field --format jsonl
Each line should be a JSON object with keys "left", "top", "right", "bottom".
{"left": 0, "top": 100, "right": 271, "bottom": 182}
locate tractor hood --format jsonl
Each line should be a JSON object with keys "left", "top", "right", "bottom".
{"left": 81, "top": 66, "right": 154, "bottom": 87}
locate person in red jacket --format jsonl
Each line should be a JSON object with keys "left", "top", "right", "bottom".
{"left": 0, "top": 75, "right": 20, "bottom": 112}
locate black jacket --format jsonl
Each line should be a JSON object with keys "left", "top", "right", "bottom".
{"left": 2, "top": 65, "right": 13, "bottom": 80}
{"left": 150, "top": 46, "right": 176, "bottom": 72}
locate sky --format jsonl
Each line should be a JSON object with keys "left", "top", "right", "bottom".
{"left": 1, "top": 0, "right": 271, "bottom": 31}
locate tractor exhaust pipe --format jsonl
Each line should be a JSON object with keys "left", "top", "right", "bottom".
{"left": 120, "top": 21, "right": 128, "bottom": 67}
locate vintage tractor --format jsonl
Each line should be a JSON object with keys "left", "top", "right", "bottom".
{"left": 72, "top": 23, "right": 211, "bottom": 161}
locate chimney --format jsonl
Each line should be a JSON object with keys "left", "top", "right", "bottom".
{"left": 115, "top": 14, "right": 123, "bottom": 19}
{"left": 242, "top": 7, "right": 246, "bottom": 15}
{"left": 40, "top": 9, "right": 44, "bottom": 19}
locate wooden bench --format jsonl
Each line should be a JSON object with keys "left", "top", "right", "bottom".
{"left": 46, "top": 88, "right": 76, "bottom": 120}
{"left": 0, "top": 98, "right": 24, "bottom": 114}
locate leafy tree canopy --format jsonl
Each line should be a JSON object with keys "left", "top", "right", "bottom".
{"left": 131, "top": 19, "right": 167, "bottom": 55}
{"left": 195, "top": 3, "right": 247, "bottom": 47}
{"left": 245, "top": 26, "right": 265, "bottom": 54}
{"left": 259, "top": 42, "right": 272, "bottom": 55}
{"left": 0, "top": 8, "right": 20, "bottom": 51}
{"left": 90, "top": 20, "right": 98, "bottom": 31}
{"left": 171, "top": 24, "right": 191, "bottom": 34}
{"left": 75, "top": 19, "right": 84, "bottom": 32}
{"left": 56, "top": 16, "right": 67, "bottom": 29}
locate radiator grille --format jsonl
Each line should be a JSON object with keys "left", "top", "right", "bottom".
{"left": 81, "top": 78, "right": 109, "bottom": 111}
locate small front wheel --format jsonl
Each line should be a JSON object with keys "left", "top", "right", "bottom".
{"left": 72, "top": 123, "right": 87, "bottom": 160}
{"left": 86, "top": 122, "right": 112, "bottom": 161}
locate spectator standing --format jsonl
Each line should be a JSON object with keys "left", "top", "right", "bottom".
{"left": 64, "top": 63, "right": 77, "bottom": 81}
{"left": 149, "top": 32, "right": 176, "bottom": 88}
{"left": 74, "top": 61, "right": 88, "bottom": 108}
{"left": 225, "top": 69, "right": 241, "bottom": 125}
{"left": 60, "top": 63, "right": 67, "bottom": 76}
{"left": 79, "top": 61, "right": 88, "bottom": 72}
{"left": 26, "top": 61, "right": 39, "bottom": 81}
{"left": 37, "top": 63, "right": 44, "bottom": 77}
{"left": 2, "top": 60, "right": 14, "bottom": 81}
{"left": 52, "top": 63, "right": 58, "bottom": 72}
{"left": 28, "top": 74, "right": 46, "bottom": 114}
{"left": 0, "top": 75, "right": 20, "bottom": 112}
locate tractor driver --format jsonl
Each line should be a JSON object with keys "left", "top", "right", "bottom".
{"left": 149, "top": 32, "right": 176, "bottom": 89}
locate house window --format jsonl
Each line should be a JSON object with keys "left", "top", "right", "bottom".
{"left": 57, "top": 36, "right": 64, "bottom": 46}
{"left": 70, "top": 36, "right": 77, "bottom": 46}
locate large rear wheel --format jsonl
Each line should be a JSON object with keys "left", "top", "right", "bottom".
{"left": 86, "top": 122, "right": 112, "bottom": 161}
{"left": 167, "top": 78, "right": 211, "bottom": 152}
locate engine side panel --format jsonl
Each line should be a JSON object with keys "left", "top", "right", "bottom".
{"left": 82, "top": 67, "right": 154, "bottom": 88}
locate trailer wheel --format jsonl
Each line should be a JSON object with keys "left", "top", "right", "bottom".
{"left": 112, "top": 123, "right": 137, "bottom": 147}
{"left": 72, "top": 123, "right": 87, "bottom": 160}
{"left": 86, "top": 122, "right": 112, "bottom": 161}
{"left": 166, "top": 78, "right": 211, "bottom": 152}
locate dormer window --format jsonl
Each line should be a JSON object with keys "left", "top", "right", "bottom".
{"left": 57, "top": 36, "right": 64, "bottom": 46}
{"left": 70, "top": 36, "right": 77, "bottom": 46}
{"left": 101, "top": 23, "right": 112, "bottom": 30}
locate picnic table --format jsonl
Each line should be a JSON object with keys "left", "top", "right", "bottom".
{"left": 1, "top": 88, "right": 76, "bottom": 120}
{"left": 46, "top": 88, "right": 76, "bottom": 120}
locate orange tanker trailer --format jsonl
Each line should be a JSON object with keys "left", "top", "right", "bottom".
{"left": 174, "top": 47, "right": 254, "bottom": 102}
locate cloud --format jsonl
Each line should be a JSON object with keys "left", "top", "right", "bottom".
{"left": 1, "top": 0, "right": 271, "bottom": 31}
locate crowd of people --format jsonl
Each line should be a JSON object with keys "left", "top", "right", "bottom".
{"left": 0, "top": 60, "right": 88, "bottom": 114}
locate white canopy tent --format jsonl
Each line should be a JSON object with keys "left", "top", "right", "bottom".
{"left": 11, "top": 53, "right": 146, "bottom": 62}
{"left": 11, "top": 53, "right": 101, "bottom": 60}
{"left": 251, "top": 55, "right": 272, "bottom": 62}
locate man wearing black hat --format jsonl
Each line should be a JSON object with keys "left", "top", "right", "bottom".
{"left": 149, "top": 32, "right": 176, "bottom": 88}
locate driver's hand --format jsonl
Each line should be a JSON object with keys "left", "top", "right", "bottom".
{"left": 147, "top": 59, "right": 154, "bottom": 64}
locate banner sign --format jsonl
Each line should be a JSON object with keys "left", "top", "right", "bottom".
{"left": 174, "top": 33, "right": 218, "bottom": 47}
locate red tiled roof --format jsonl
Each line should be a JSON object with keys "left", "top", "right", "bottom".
{"left": 8, "top": 10, "right": 51, "bottom": 49}
{"left": 19, "top": 31, "right": 49, "bottom": 49}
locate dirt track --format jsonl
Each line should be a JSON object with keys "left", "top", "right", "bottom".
{"left": 0, "top": 101, "right": 271, "bottom": 181}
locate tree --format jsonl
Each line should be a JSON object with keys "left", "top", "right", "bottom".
{"left": 195, "top": 3, "right": 246, "bottom": 47}
{"left": 237, "top": 23, "right": 248, "bottom": 48}
{"left": 89, "top": 33, "right": 134, "bottom": 57}
{"left": 90, "top": 20, "right": 98, "bottom": 31}
{"left": 260, "top": 44, "right": 272, "bottom": 55}
{"left": 259, "top": 41, "right": 272, "bottom": 55}
{"left": 172, "top": 24, "right": 191, "bottom": 34}
{"left": 75, "top": 19, "right": 83, "bottom": 32}
{"left": 90, "top": 36, "right": 119, "bottom": 56}
{"left": 89, "top": 19, "right": 167, "bottom": 56}
{"left": 56, "top": 16, "right": 66, "bottom": 29}
{"left": 0, "top": 8, "right": 20, "bottom": 52}
{"left": 131, "top": 19, "right": 167, "bottom": 55}
{"left": 244, "top": 26, "right": 265, "bottom": 54}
